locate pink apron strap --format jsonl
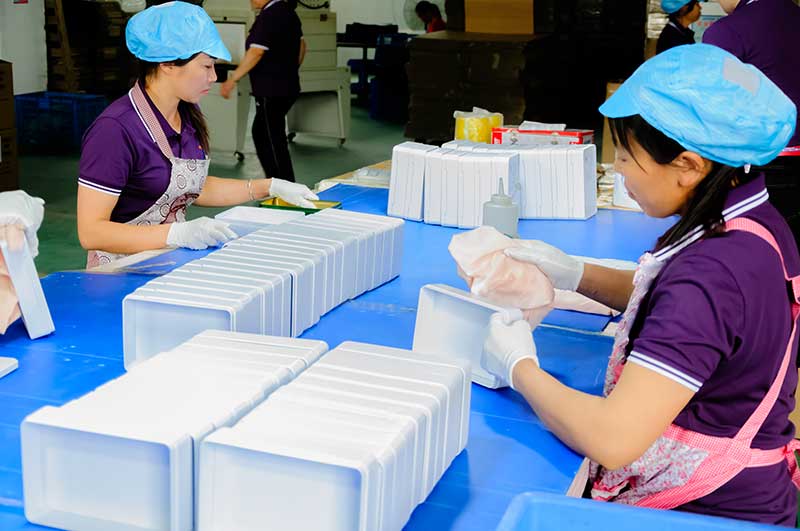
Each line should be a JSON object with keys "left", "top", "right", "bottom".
{"left": 725, "top": 218, "right": 800, "bottom": 443}
{"left": 129, "top": 84, "right": 176, "bottom": 163}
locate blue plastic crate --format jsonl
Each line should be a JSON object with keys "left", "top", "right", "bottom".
{"left": 15, "top": 92, "right": 107, "bottom": 153}
{"left": 497, "top": 492, "right": 780, "bottom": 531}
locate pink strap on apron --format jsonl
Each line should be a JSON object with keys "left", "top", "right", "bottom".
{"left": 130, "top": 84, "right": 177, "bottom": 163}
{"left": 634, "top": 218, "right": 800, "bottom": 509}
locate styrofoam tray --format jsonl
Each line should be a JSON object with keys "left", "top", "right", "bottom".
{"left": 413, "top": 284, "right": 523, "bottom": 389}
{"left": 0, "top": 357, "right": 18, "bottom": 379}
{"left": 200, "top": 427, "right": 380, "bottom": 531}
{"left": 0, "top": 240, "right": 55, "bottom": 339}
{"left": 214, "top": 206, "right": 305, "bottom": 225}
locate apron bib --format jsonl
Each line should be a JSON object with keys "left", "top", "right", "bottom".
{"left": 578, "top": 218, "right": 800, "bottom": 508}
{"left": 86, "top": 84, "right": 209, "bottom": 268}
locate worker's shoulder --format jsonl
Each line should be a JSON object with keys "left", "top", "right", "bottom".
{"left": 84, "top": 93, "right": 141, "bottom": 141}
{"left": 95, "top": 93, "right": 138, "bottom": 124}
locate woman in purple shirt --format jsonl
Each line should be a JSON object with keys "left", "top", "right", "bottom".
{"left": 77, "top": 2, "right": 317, "bottom": 267}
{"left": 483, "top": 45, "right": 800, "bottom": 525}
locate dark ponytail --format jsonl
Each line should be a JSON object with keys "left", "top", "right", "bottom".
{"left": 136, "top": 54, "right": 211, "bottom": 153}
{"left": 609, "top": 115, "right": 749, "bottom": 252}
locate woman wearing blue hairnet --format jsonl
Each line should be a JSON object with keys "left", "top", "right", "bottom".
{"left": 76, "top": 2, "right": 317, "bottom": 268}
{"left": 656, "top": 0, "right": 701, "bottom": 55}
{"left": 482, "top": 44, "right": 800, "bottom": 524}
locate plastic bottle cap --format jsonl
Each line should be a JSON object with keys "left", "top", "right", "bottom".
{"left": 490, "top": 178, "right": 513, "bottom": 205}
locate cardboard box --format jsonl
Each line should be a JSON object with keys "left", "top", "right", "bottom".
{"left": 0, "top": 61, "right": 14, "bottom": 131}
{"left": 601, "top": 81, "right": 622, "bottom": 164}
{"left": 0, "top": 128, "right": 19, "bottom": 192}
{"left": 492, "top": 127, "right": 594, "bottom": 146}
{"left": 465, "top": 0, "right": 534, "bottom": 35}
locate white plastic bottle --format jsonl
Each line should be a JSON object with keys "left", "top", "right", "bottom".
{"left": 482, "top": 178, "right": 519, "bottom": 238}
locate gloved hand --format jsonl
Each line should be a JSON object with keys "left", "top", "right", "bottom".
{"left": 166, "top": 217, "right": 237, "bottom": 250}
{"left": 270, "top": 178, "right": 319, "bottom": 209}
{"left": 505, "top": 240, "right": 584, "bottom": 291}
{"left": 0, "top": 190, "right": 45, "bottom": 257}
{"left": 482, "top": 313, "right": 538, "bottom": 391}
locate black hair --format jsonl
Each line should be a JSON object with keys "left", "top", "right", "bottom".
{"left": 136, "top": 53, "right": 210, "bottom": 153}
{"left": 415, "top": 1, "right": 440, "bottom": 17}
{"left": 609, "top": 115, "right": 748, "bottom": 252}
{"left": 668, "top": 0, "right": 699, "bottom": 23}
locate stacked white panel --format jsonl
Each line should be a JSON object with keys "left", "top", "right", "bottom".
{"left": 388, "top": 142, "right": 439, "bottom": 221}
{"left": 21, "top": 331, "right": 328, "bottom": 531}
{"left": 444, "top": 140, "right": 598, "bottom": 220}
{"left": 199, "top": 341, "right": 471, "bottom": 531}
{"left": 123, "top": 211, "right": 404, "bottom": 368}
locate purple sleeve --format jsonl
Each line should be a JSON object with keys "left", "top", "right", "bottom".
{"left": 248, "top": 12, "right": 273, "bottom": 50}
{"left": 628, "top": 254, "right": 744, "bottom": 392}
{"left": 702, "top": 21, "right": 746, "bottom": 59}
{"left": 78, "top": 117, "right": 134, "bottom": 196}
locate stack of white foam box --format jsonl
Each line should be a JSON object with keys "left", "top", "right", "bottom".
{"left": 123, "top": 210, "right": 404, "bottom": 368}
{"left": 388, "top": 141, "right": 521, "bottom": 228}
{"left": 442, "top": 140, "right": 598, "bottom": 220}
{"left": 199, "top": 341, "right": 471, "bottom": 531}
{"left": 21, "top": 330, "right": 329, "bottom": 531}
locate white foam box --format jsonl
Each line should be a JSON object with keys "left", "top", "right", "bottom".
{"left": 0, "top": 240, "right": 55, "bottom": 339}
{"left": 423, "top": 148, "right": 451, "bottom": 224}
{"left": 22, "top": 332, "right": 329, "bottom": 531}
{"left": 306, "top": 215, "right": 385, "bottom": 291}
{"left": 214, "top": 206, "right": 305, "bottom": 226}
{"left": 179, "top": 261, "right": 291, "bottom": 338}
{"left": 203, "top": 252, "right": 313, "bottom": 337}
{"left": 123, "top": 285, "right": 264, "bottom": 369}
{"left": 263, "top": 224, "right": 352, "bottom": 304}
{"left": 441, "top": 151, "right": 467, "bottom": 228}
{"left": 413, "top": 284, "right": 523, "bottom": 389}
{"left": 241, "top": 231, "right": 337, "bottom": 313}
{"left": 388, "top": 142, "right": 437, "bottom": 221}
{"left": 312, "top": 209, "right": 404, "bottom": 282}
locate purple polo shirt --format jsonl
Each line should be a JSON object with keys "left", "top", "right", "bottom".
{"left": 625, "top": 175, "right": 799, "bottom": 525}
{"left": 245, "top": 0, "right": 302, "bottom": 98}
{"left": 78, "top": 86, "right": 206, "bottom": 223}
{"left": 703, "top": 0, "right": 800, "bottom": 147}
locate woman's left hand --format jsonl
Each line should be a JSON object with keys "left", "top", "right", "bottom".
{"left": 269, "top": 178, "right": 319, "bottom": 209}
{"left": 220, "top": 79, "right": 236, "bottom": 99}
{"left": 482, "top": 313, "right": 539, "bottom": 390}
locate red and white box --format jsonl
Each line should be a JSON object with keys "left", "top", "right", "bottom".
{"left": 492, "top": 127, "right": 595, "bottom": 146}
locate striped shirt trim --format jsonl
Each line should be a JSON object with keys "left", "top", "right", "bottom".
{"left": 629, "top": 351, "right": 703, "bottom": 392}
{"left": 250, "top": 44, "right": 269, "bottom": 50}
{"left": 654, "top": 188, "right": 769, "bottom": 262}
{"left": 78, "top": 179, "right": 121, "bottom": 197}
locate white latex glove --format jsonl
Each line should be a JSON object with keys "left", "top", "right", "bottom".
{"left": 505, "top": 240, "right": 584, "bottom": 291}
{"left": 166, "top": 217, "right": 237, "bottom": 250}
{"left": 269, "top": 178, "right": 319, "bottom": 209}
{"left": 482, "top": 313, "right": 539, "bottom": 391}
{"left": 0, "top": 190, "right": 45, "bottom": 257}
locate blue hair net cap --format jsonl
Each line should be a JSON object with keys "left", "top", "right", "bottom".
{"left": 126, "top": 1, "right": 231, "bottom": 63}
{"left": 661, "top": 0, "right": 692, "bottom": 14}
{"left": 600, "top": 44, "right": 797, "bottom": 167}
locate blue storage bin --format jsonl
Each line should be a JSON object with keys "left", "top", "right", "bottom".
{"left": 497, "top": 492, "right": 780, "bottom": 531}
{"left": 15, "top": 92, "right": 107, "bottom": 153}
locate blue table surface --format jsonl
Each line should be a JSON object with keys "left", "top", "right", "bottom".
{"left": 0, "top": 185, "right": 673, "bottom": 530}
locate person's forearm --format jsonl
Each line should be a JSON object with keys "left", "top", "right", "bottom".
{"left": 194, "top": 176, "right": 272, "bottom": 207}
{"left": 78, "top": 220, "right": 170, "bottom": 254}
{"left": 299, "top": 38, "right": 307, "bottom": 65}
{"left": 577, "top": 263, "right": 635, "bottom": 312}
{"left": 229, "top": 47, "right": 265, "bottom": 82}
{"left": 513, "top": 360, "right": 637, "bottom": 470}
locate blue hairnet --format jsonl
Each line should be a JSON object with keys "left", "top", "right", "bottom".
{"left": 126, "top": 1, "right": 231, "bottom": 63}
{"left": 600, "top": 44, "right": 796, "bottom": 167}
{"left": 661, "top": 0, "right": 692, "bottom": 14}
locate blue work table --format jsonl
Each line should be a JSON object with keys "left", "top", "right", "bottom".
{"left": 0, "top": 185, "right": 674, "bottom": 530}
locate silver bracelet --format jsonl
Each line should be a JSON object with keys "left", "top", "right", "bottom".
{"left": 247, "top": 179, "right": 255, "bottom": 201}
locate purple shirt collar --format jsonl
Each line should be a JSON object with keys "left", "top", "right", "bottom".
{"left": 654, "top": 174, "right": 769, "bottom": 262}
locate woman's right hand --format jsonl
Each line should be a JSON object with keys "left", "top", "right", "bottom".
{"left": 166, "top": 217, "right": 237, "bottom": 250}
{"left": 505, "top": 240, "right": 584, "bottom": 291}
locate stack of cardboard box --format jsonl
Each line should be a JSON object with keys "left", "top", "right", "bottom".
{"left": 0, "top": 60, "right": 18, "bottom": 192}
